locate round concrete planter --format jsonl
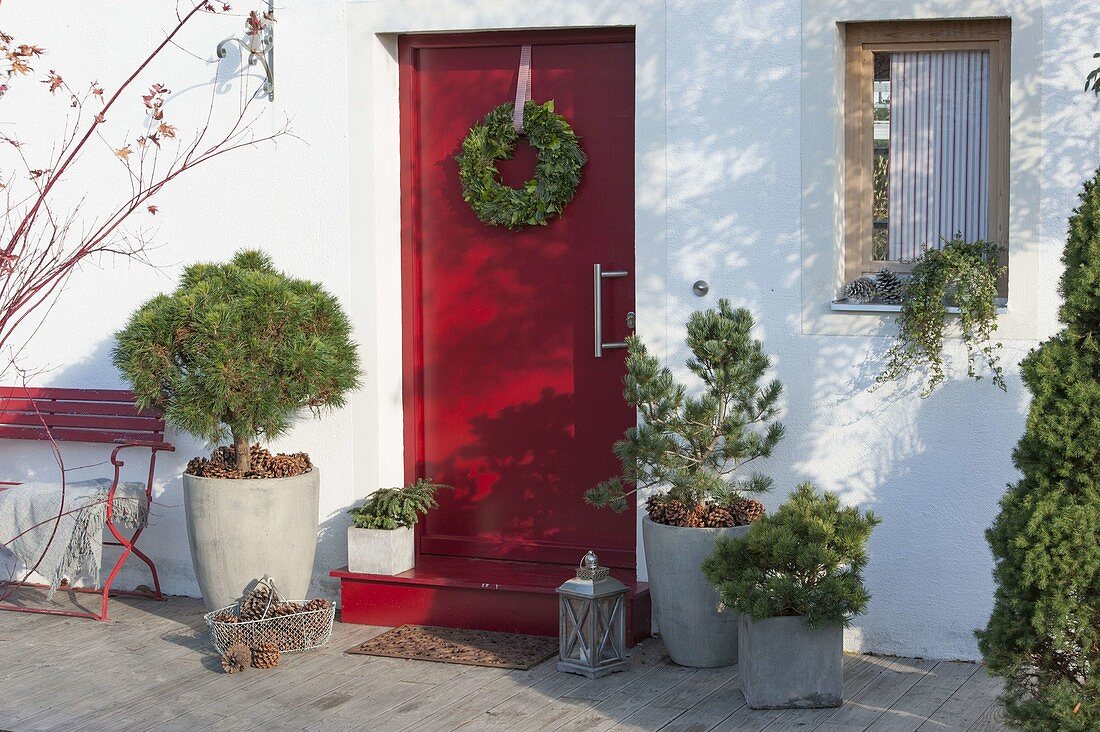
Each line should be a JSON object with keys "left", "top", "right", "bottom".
{"left": 641, "top": 515, "right": 749, "bottom": 667}
{"left": 183, "top": 469, "right": 320, "bottom": 610}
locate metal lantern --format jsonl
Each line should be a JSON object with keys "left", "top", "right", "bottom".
{"left": 557, "top": 550, "right": 629, "bottom": 678}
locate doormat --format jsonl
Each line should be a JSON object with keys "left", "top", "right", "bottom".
{"left": 346, "top": 625, "right": 557, "bottom": 670}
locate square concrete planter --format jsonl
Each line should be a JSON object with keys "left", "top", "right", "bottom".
{"left": 738, "top": 614, "right": 843, "bottom": 709}
{"left": 347, "top": 526, "right": 414, "bottom": 575}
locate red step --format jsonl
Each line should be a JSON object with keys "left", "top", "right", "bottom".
{"left": 331, "top": 555, "right": 651, "bottom": 645}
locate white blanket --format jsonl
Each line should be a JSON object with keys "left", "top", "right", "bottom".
{"left": 0, "top": 478, "right": 148, "bottom": 598}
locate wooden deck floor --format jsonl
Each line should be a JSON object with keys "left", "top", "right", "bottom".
{"left": 0, "top": 592, "right": 1009, "bottom": 732}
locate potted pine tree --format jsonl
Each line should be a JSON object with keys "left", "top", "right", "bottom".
{"left": 585, "top": 300, "right": 784, "bottom": 667}
{"left": 702, "top": 483, "right": 879, "bottom": 709}
{"left": 346, "top": 479, "right": 446, "bottom": 575}
{"left": 978, "top": 169, "right": 1100, "bottom": 729}
{"left": 113, "top": 250, "right": 360, "bottom": 610}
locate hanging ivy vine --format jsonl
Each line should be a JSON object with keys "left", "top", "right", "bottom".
{"left": 456, "top": 100, "right": 587, "bottom": 229}
{"left": 875, "top": 237, "right": 1006, "bottom": 397}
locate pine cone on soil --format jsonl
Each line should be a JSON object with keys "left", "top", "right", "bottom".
{"left": 729, "top": 498, "right": 766, "bottom": 526}
{"left": 186, "top": 444, "right": 313, "bottom": 480}
{"left": 250, "top": 641, "right": 280, "bottom": 669}
{"left": 221, "top": 642, "right": 250, "bottom": 674}
{"left": 703, "top": 504, "right": 736, "bottom": 528}
{"left": 645, "top": 495, "right": 690, "bottom": 526}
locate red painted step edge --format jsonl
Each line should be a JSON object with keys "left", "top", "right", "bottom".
{"left": 331, "top": 559, "right": 651, "bottom": 646}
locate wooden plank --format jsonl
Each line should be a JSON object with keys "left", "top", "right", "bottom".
{"left": 550, "top": 657, "right": 700, "bottom": 732}
{"left": 0, "top": 424, "right": 165, "bottom": 444}
{"left": 0, "top": 397, "right": 148, "bottom": 417}
{"left": 754, "top": 654, "right": 888, "bottom": 732}
{"left": 611, "top": 704, "right": 689, "bottom": 731}
{"left": 413, "top": 663, "right": 577, "bottom": 732}
{"left": 0, "top": 595, "right": 1010, "bottom": 732}
{"left": 455, "top": 663, "right": 592, "bottom": 729}
{"left": 815, "top": 658, "right": 937, "bottom": 730}
{"left": 917, "top": 668, "right": 1004, "bottom": 732}
{"left": 656, "top": 676, "right": 747, "bottom": 732}
{"left": 708, "top": 703, "right": 785, "bottom": 732}
{"left": 969, "top": 699, "right": 1011, "bottom": 732}
{"left": 651, "top": 665, "right": 738, "bottom": 710}
{"left": 866, "top": 661, "right": 981, "bottom": 732}
{"left": 271, "top": 664, "right": 510, "bottom": 731}
{"left": 915, "top": 669, "right": 1003, "bottom": 730}
{"left": 0, "top": 411, "right": 164, "bottom": 432}
{"left": 0, "top": 387, "right": 139, "bottom": 402}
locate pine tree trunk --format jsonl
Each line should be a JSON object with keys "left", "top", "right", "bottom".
{"left": 233, "top": 432, "right": 250, "bottom": 474}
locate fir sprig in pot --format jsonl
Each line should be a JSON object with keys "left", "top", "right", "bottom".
{"left": 113, "top": 250, "right": 361, "bottom": 610}
{"left": 703, "top": 483, "right": 879, "bottom": 709}
{"left": 585, "top": 299, "right": 784, "bottom": 667}
{"left": 346, "top": 479, "right": 448, "bottom": 575}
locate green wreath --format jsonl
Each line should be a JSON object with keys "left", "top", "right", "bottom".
{"left": 457, "top": 100, "right": 587, "bottom": 229}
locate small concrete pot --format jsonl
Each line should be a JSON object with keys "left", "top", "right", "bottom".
{"left": 183, "top": 468, "right": 320, "bottom": 610}
{"left": 347, "top": 526, "right": 414, "bottom": 575}
{"left": 738, "top": 614, "right": 843, "bottom": 709}
{"left": 641, "top": 516, "right": 748, "bottom": 667}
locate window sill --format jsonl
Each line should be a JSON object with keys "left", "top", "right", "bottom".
{"left": 831, "top": 300, "right": 1009, "bottom": 315}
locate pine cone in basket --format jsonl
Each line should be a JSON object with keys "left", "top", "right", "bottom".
{"left": 213, "top": 611, "right": 238, "bottom": 624}
{"left": 730, "top": 498, "right": 766, "bottom": 525}
{"left": 304, "top": 598, "right": 329, "bottom": 612}
{"left": 270, "top": 601, "right": 302, "bottom": 617}
{"left": 251, "top": 641, "right": 280, "bottom": 669}
{"left": 221, "top": 642, "right": 250, "bottom": 674}
{"left": 239, "top": 585, "right": 274, "bottom": 621}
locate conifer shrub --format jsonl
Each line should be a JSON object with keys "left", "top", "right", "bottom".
{"left": 113, "top": 250, "right": 361, "bottom": 475}
{"left": 702, "top": 483, "right": 879, "bottom": 628}
{"left": 348, "top": 479, "right": 448, "bottom": 530}
{"left": 583, "top": 299, "right": 785, "bottom": 520}
{"left": 977, "top": 170, "right": 1100, "bottom": 730}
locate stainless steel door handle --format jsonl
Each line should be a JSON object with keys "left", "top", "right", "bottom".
{"left": 594, "top": 264, "right": 629, "bottom": 357}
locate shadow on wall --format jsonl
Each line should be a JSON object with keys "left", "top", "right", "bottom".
{"left": 659, "top": 0, "right": 1091, "bottom": 661}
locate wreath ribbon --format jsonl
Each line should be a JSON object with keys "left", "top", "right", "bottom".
{"left": 513, "top": 45, "right": 532, "bottom": 134}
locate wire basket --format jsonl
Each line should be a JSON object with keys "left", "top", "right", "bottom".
{"left": 203, "top": 577, "right": 336, "bottom": 655}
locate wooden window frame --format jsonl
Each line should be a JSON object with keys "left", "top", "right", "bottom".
{"left": 843, "top": 19, "right": 1011, "bottom": 290}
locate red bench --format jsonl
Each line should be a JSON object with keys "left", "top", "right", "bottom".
{"left": 0, "top": 387, "right": 174, "bottom": 621}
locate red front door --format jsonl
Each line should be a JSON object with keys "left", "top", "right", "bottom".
{"left": 400, "top": 29, "right": 637, "bottom": 569}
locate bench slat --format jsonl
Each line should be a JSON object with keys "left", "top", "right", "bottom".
{"left": 0, "top": 425, "right": 165, "bottom": 445}
{"left": 0, "top": 397, "right": 148, "bottom": 418}
{"left": 0, "top": 388, "right": 168, "bottom": 447}
{"left": 0, "top": 387, "right": 140, "bottom": 402}
{"left": 0, "top": 412, "right": 164, "bottom": 432}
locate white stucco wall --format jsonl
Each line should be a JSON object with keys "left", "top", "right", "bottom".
{"left": 2, "top": 0, "right": 1097, "bottom": 660}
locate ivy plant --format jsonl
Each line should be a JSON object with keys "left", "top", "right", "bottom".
{"left": 348, "top": 479, "right": 448, "bottom": 530}
{"left": 702, "top": 483, "right": 880, "bottom": 628}
{"left": 874, "top": 237, "right": 1006, "bottom": 397}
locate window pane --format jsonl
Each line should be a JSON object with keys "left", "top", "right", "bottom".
{"left": 886, "top": 50, "right": 990, "bottom": 260}
{"left": 872, "top": 52, "right": 890, "bottom": 261}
